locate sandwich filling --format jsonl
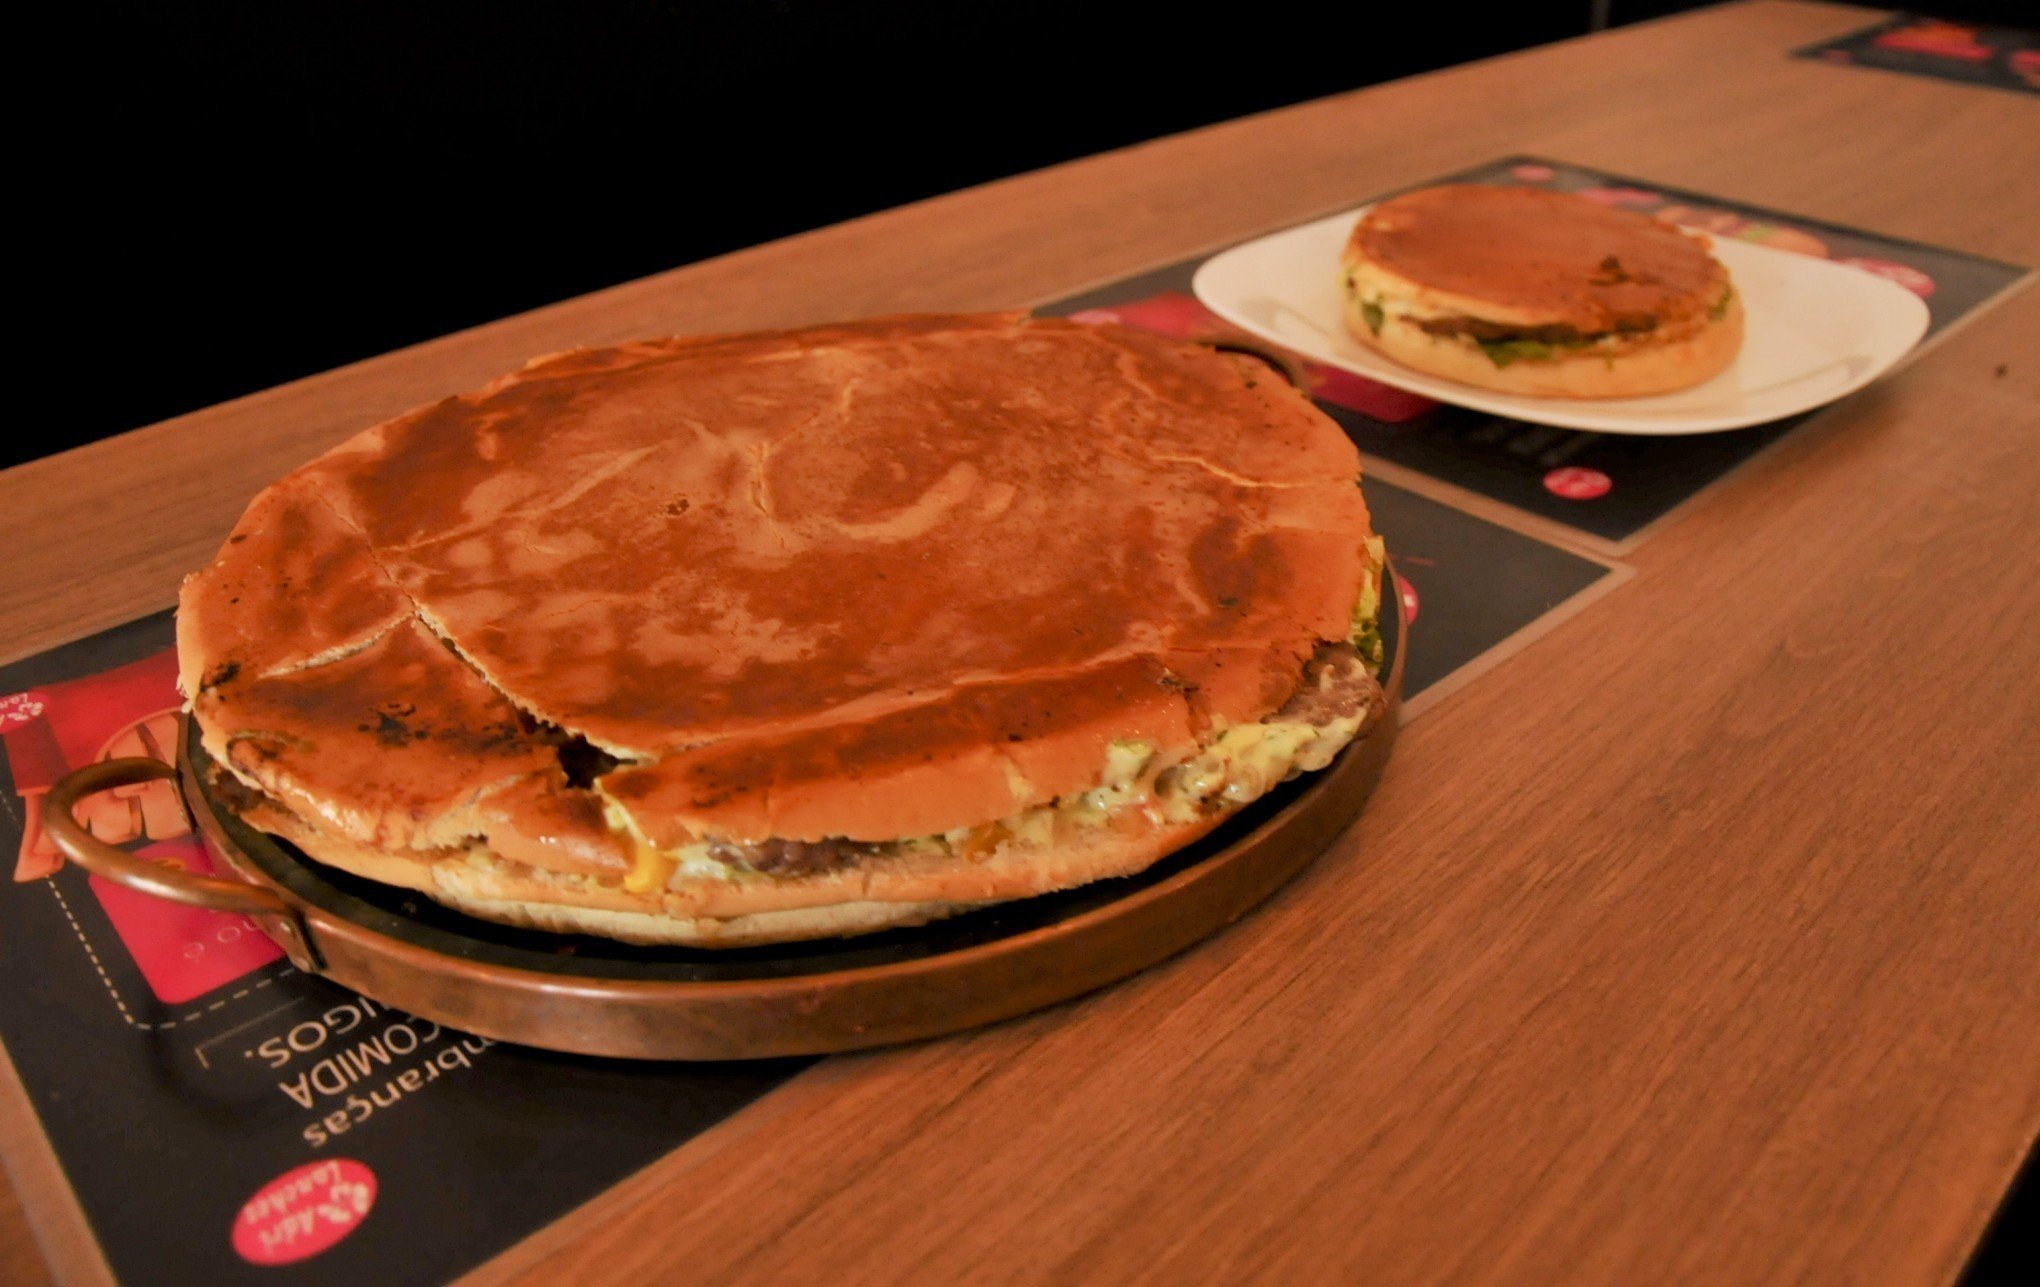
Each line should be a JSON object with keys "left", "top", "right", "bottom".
{"left": 201, "top": 542, "right": 1390, "bottom": 904}
{"left": 1345, "top": 268, "right": 1735, "bottom": 369}
{"left": 601, "top": 535, "right": 1389, "bottom": 894}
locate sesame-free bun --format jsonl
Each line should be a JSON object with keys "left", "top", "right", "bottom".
{"left": 1340, "top": 185, "right": 1743, "bottom": 398}
{"left": 181, "top": 314, "right": 1385, "bottom": 944}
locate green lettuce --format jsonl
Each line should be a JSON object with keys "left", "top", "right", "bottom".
{"left": 1350, "top": 535, "right": 1388, "bottom": 672}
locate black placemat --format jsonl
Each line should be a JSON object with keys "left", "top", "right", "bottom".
{"left": 1044, "top": 156, "right": 2030, "bottom": 548}
{"left": 0, "top": 477, "right": 1613, "bottom": 1284}
{"left": 1797, "top": 13, "right": 2039, "bottom": 93}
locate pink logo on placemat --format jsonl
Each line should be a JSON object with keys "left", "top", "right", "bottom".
{"left": 0, "top": 692, "right": 50, "bottom": 731}
{"left": 87, "top": 837, "right": 285, "bottom": 1004}
{"left": 1545, "top": 467, "right": 1612, "bottom": 501}
{"left": 1072, "top": 292, "right": 1439, "bottom": 424}
{"left": 1838, "top": 257, "right": 1936, "bottom": 298}
{"left": 233, "top": 1159, "right": 377, "bottom": 1266}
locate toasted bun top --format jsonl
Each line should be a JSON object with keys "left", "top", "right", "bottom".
{"left": 1343, "top": 185, "right": 1729, "bottom": 332}
{"left": 181, "top": 314, "right": 1375, "bottom": 849}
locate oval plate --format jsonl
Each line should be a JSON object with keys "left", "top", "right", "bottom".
{"left": 180, "top": 576, "right": 1403, "bottom": 1060}
{"left": 1191, "top": 205, "right": 1931, "bottom": 435}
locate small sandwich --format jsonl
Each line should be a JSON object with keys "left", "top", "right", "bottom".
{"left": 1341, "top": 184, "right": 1743, "bottom": 398}
{"left": 179, "top": 314, "right": 1389, "bottom": 947}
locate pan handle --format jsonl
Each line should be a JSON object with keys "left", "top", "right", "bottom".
{"left": 42, "top": 757, "right": 322, "bottom": 972}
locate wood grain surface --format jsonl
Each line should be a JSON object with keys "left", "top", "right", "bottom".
{"left": 6, "top": 3, "right": 2038, "bottom": 1283}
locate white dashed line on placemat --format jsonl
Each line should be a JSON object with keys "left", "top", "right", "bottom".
{"left": 43, "top": 879, "right": 293, "bottom": 1030}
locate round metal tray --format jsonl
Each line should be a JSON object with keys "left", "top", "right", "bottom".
{"left": 44, "top": 571, "right": 1401, "bottom": 1060}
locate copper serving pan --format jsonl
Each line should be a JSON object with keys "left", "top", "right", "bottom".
{"left": 40, "top": 578, "right": 1398, "bottom": 1061}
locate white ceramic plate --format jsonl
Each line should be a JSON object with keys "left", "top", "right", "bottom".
{"left": 1190, "top": 206, "right": 1932, "bottom": 435}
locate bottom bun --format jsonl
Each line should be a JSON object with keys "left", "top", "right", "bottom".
{"left": 1342, "top": 294, "right": 1745, "bottom": 399}
{"left": 427, "top": 889, "right": 981, "bottom": 948}
{"left": 240, "top": 794, "right": 1229, "bottom": 948}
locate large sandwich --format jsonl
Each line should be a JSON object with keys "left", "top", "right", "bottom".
{"left": 1341, "top": 184, "right": 1744, "bottom": 398}
{"left": 179, "top": 314, "right": 1388, "bottom": 947}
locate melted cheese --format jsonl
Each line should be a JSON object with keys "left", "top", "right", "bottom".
{"left": 604, "top": 799, "right": 735, "bottom": 893}
{"left": 623, "top": 835, "right": 674, "bottom": 895}
{"left": 1153, "top": 712, "right": 1364, "bottom": 823}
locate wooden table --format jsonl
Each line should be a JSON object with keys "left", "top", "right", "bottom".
{"left": 6, "top": 2, "right": 2036, "bottom": 1281}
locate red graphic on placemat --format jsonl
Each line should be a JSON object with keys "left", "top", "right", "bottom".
{"left": 1071, "top": 292, "right": 1440, "bottom": 423}
{"left": 1308, "top": 366, "right": 1438, "bottom": 424}
{"left": 1, "top": 691, "right": 63, "bottom": 880}
{"left": 5, "top": 652, "right": 188, "bottom": 880}
{"left": 1838, "top": 257, "right": 1936, "bottom": 298}
{"left": 3, "top": 648, "right": 284, "bottom": 1003}
{"left": 2013, "top": 49, "right": 2040, "bottom": 87}
{"left": 233, "top": 1158, "right": 377, "bottom": 1266}
{"left": 88, "top": 838, "right": 284, "bottom": 1003}
{"left": 1875, "top": 20, "right": 1990, "bottom": 61}
{"left": 1545, "top": 467, "right": 1612, "bottom": 501}
{"left": 84, "top": 708, "right": 187, "bottom": 846}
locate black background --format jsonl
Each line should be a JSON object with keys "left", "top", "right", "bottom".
{"left": 23, "top": 1, "right": 2027, "bottom": 469}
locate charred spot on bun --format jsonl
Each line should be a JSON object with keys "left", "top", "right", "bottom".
{"left": 179, "top": 314, "right": 1389, "bottom": 947}
{"left": 1341, "top": 185, "right": 1743, "bottom": 399}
